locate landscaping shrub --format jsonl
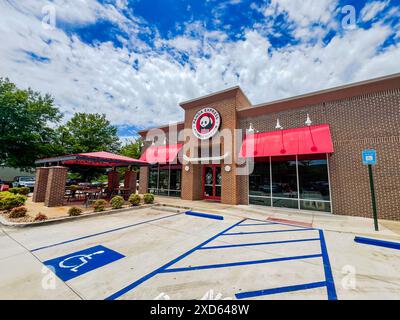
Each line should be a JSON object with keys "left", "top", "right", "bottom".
{"left": 8, "top": 187, "right": 21, "bottom": 194}
{"left": 110, "top": 196, "right": 124, "bottom": 209}
{"left": 9, "top": 206, "right": 27, "bottom": 218}
{"left": 0, "top": 192, "right": 27, "bottom": 211}
{"left": 93, "top": 199, "right": 108, "bottom": 212}
{"left": 8, "top": 187, "right": 30, "bottom": 195}
{"left": 34, "top": 213, "right": 48, "bottom": 221}
{"left": 128, "top": 194, "right": 141, "bottom": 206}
{"left": 68, "top": 207, "right": 83, "bottom": 217}
{"left": 143, "top": 193, "right": 155, "bottom": 204}
{"left": 0, "top": 191, "right": 12, "bottom": 199}
{"left": 19, "top": 187, "right": 31, "bottom": 195}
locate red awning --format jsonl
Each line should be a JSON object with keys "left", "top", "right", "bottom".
{"left": 35, "top": 151, "right": 148, "bottom": 167}
{"left": 240, "top": 124, "right": 334, "bottom": 158}
{"left": 139, "top": 144, "right": 183, "bottom": 164}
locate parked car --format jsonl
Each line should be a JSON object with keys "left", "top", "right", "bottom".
{"left": 13, "top": 176, "right": 36, "bottom": 189}
{"left": 0, "top": 179, "right": 9, "bottom": 192}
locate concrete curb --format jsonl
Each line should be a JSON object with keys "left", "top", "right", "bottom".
{"left": 0, "top": 204, "right": 157, "bottom": 228}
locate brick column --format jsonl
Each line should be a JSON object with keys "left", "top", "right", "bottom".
{"left": 44, "top": 167, "right": 68, "bottom": 207}
{"left": 124, "top": 170, "right": 137, "bottom": 194}
{"left": 108, "top": 170, "right": 120, "bottom": 191}
{"left": 181, "top": 164, "right": 202, "bottom": 201}
{"left": 139, "top": 167, "right": 149, "bottom": 194}
{"left": 32, "top": 167, "right": 50, "bottom": 203}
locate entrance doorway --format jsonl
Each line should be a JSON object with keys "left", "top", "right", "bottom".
{"left": 202, "top": 165, "right": 222, "bottom": 201}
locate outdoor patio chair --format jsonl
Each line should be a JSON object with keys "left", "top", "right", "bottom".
{"left": 64, "top": 189, "right": 73, "bottom": 203}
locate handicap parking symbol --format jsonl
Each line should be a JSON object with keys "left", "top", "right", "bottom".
{"left": 362, "top": 149, "right": 377, "bottom": 165}
{"left": 44, "top": 245, "right": 125, "bottom": 281}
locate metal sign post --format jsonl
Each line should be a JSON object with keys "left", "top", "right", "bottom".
{"left": 362, "top": 150, "right": 379, "bottom": 231}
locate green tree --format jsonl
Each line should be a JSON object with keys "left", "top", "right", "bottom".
{"left": 56, "top": 113, "right": 121, "bottom": 182}
{"left": 0, "top": 78, "right": 62, "bottom": 169}
{"left": 57, "top": 113, "right": 121, "bottom": 154}
{"left": 119, "top": 138, "right": 143, "bottom": 159}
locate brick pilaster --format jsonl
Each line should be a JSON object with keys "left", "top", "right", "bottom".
{"left": 139, "top": 167, "right": 149, "bottom": 194}
{"left": 124, "top": 170, "right": 137, "bottom": 194}
{"left": 32, "top": 167, "right": 50, "bottom": 203}
{"left": 108, "top": 170, "right": 120, "bottom": 192}
{"left": 44, "top": 166, "right": 68, "bottom": 207}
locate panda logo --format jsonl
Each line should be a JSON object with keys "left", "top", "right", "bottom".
{"left": 200, "top": 115, "right": 214, "bottom": 131}
{"left": 192, "top": 107, "right": 221, "bottom": 140}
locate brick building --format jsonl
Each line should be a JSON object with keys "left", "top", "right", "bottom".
{"left": 138, "top": 73, "right": 400, "bottom": 221}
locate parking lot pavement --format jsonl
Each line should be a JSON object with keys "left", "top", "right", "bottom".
{"left": 1, "top": 208, "right": 400, "bottom": 300}
{"left": 0, "top": 229, "right": 80, "bottom": 300}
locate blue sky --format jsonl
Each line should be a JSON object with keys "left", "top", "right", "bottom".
{"left": 0, "top": 0, "right": 399, "bottom": 140}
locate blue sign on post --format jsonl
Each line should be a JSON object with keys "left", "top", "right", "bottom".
{"left": 362, "top": 149, "right": 377, "bottom": 165}
{"left": 44, "top": 245, "right": 125, "bottom": 281}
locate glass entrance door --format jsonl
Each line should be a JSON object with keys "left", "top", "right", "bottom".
{"left": 203, "top": 165, "right": 222, "bottom": 201}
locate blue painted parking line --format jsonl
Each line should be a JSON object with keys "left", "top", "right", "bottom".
{"left": 185, "top": 211, "right": 224, "bottom": 220}
{"left": 235, "top": 281, "right": 327, "bottom": 299}
{"left": 44, "top": 245, "right": 125, "bottom": 281}
{"left": 161, "top": 254, "right": 322, "bottom": 273}
{"left": 105, "top": 219, "right": 245, "bottom": 300}
{"left": 104, "top": 214, "right": 336, "bottom": 300}
{"left": 318, "top": 230, "right": 337, "bottom": 300}
{"left": 31, "top": 212, "right": 183, "bottom": 253}
{"left": 222, "top": 228, "right": 315, "bottom": 236}
{"left": 354, "top": 236, "right": 400, "bottom": 250}
{"left": 199, "top": 238, "right": 321, "bottom": 250}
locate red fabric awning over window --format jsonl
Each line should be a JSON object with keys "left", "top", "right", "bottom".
{"left": 139, "top": 144, "right": 183, "bottom": 164}
{"left": 240, "top": 124, "right": 334, "bottom": 158}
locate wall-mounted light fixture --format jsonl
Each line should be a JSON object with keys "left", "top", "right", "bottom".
{"left": 305, "top": 114, "right": 312, "bottom": 126}
{"left": 184, "top": 165, "right": 190, "bottom": 172}
{"left": 275, "top": 119, "right": 283, "bottom": 130}
{"left": 248, "top": 123, "right": 255, "bottom": 134}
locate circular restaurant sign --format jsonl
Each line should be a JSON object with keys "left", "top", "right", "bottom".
{"left": 192, "top": 107, "right": 221, "bottom": 140}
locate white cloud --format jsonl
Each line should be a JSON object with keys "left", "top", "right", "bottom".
{"left": 268, "top": 0, "right": 337, "bottom": 27}
{"left": 254, "top": 0, "right": 340, "bottom": 41}
{"left": 165, "top": 37, "right": 201, "bottom": 53}
{"left": 361, "top": 0, "right": 390, "bottom": 22}
{"left": 0, "top": 0, "right": 399, "bottom": 135}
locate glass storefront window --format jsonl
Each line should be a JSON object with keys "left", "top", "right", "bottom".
{"left": 273, "top": 198, "right": 299, "bottom": 209}
{"left": 248, "top": 154, "right": 331, "bottom": 213}
{"left": 300, "top": 200, "right": 331, "bottom": 213}
{"left": 170, "top": 169, "right": 181, "bottom": 192}
{"left": 249, "top": 161, "right": 271, "bottom": 197}
{"left": 148, "top": 166, "right": 158, "bottom": 193}
{"left": 271, "top": 156, "right": 298, "bottom": 199}
{"left": 158, "top": 169, "right": 169, "bottom": 196}
{"left": 148, "top": 165, "right": 182, "bottom": 197}
{"left": 249, "top": 196, "right": 271, "bottom": 206}
{"left": 298, "top": 155, "right": 330, "bottom": 201}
